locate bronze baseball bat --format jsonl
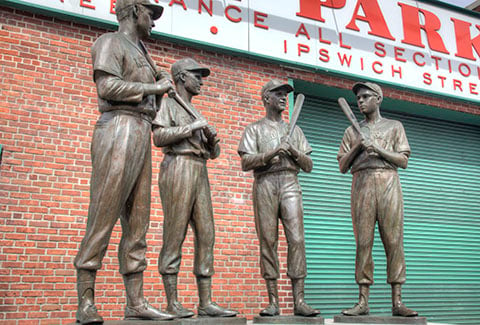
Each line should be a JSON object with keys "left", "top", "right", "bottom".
{"left": 338, "top": 97, "right": 363, "bottom": 137}
{"left": 286, "top": 93, "right": 305, "bottom": 141}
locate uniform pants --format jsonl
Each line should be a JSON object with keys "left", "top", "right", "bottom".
{"left": 158, "top": 154, "right": 215, "bottom": 277}
{"left": 74, "top": 113, "right": 152, "bottom": 275}
{"left": 351, "top": 169, "right": 406, "bottom": 285}
{"left": 253, "top": 171, "right": 307, "bottom": 280}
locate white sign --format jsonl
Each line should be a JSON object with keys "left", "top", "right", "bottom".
{"left": 6, "top": 0, "right": 480, "bottom": 103}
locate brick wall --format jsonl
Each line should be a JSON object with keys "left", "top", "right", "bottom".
{"left": 1, "top": 6, "right": 479, "bottom": 324}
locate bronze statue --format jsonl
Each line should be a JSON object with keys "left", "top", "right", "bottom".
{"left": 337, "top": 82, "right": 418, "bottom": 317}
{"left": 152, "top": 58, "right": 238, "bottom": 318}
{"left": 73, "top": 0, "right": 175, "bottom": 323}
{"left": 238, "top": 80, "right": 320, "bottom": 317}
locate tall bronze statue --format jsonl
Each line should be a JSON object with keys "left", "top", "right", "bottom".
{"left": 337, "top": 82, "right": 418, "bottom": 317}
{"left": 238, "top": 80, "right": 320, "bottom": 317}
{"left": 73, "top": 0, "right": 175, "bottom": 323}
{"left": 152, "top": 58, "right": 238, "bottom": 318}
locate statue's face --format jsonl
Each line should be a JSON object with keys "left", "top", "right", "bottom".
{"left": 265, "top": 89, "right": 288, "bottom": 113}
{"left": 183, "top": 70, "right": 203, "bottom": 96}
{"left": 356, "top": 88, "right": 380, "bottom": 115}
{"left": 136, "top": 5, "right": 155, "bottom": 40}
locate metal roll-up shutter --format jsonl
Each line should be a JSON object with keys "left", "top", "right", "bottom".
{"left": 298, "top": 95, "right": 480, "bottom": 324}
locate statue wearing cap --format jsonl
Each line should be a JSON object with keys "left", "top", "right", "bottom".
{"left": 337, "top": 82, "right": 418, "bottom": 317}
{"left": 73, "top": 0, "right": 176, "bottom": 323}
{"left": 238, "top": 80, "right": 320, "bottom": 317}
{"left": 152, "top": 58, "right": 237, "bottom": 318}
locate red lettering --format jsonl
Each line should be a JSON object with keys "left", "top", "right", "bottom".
{"left": 451, "top": 18, "right": 480, "bottom": 61}
{"left": 453, "top": 79, "right": 463, "bottom": 91}
{"left": 413, "top": 52, "right": 426, "bottom": 66}
{"left": 345, "top": 0, "right": 394, "bottom": 41}
{"left": 372, "top": 61, "right": 383, "bottom": 74}
{"left": 80, "top": 0, "right": 95, "bottom": 10}
{"left": 394, "top": 47, "right": 406, "bottom": 63}
{"left": 319, "top": 48, "right": 330, "bottom": 62}
{"left": 225, "top": 5, "right": 241, "bottom": 23}
{"left": 337, "top": 53, "right": 352, "bottom": 67}
{"left": 438, "top": 75, "right": 446, "bottom": 88}
{"left": 423, "top": 72, "right": 432, "bottom": 85}
{"left": 360, "top": 57, "right": 364, "bottom": 70}
{"left": 339, "top": 33, "right": 351, "bottom": 49}
{"left": 296, "top": 0, "right": 346, "bottom": 23}
{"left": 298, "top": 44, "right": 310, "bottom": 56}
{"left": 459, "top": 63, "right": 471, "bottom": 77}
{"left": 448, "top": 59, "right": 453, "bottom": 73}
{"left": 392, "top": 65, "right": 402, "bottom": 78}
{"left": 169, "top": 0, "right": 187, "bottom": 10}
{"left": 431, "top": 56, "right": 442, "bottom": 70}
{"left": 284, "top": 40, "right": 288, "bottom": 54}
{"left": 374, "top": 42, "right": 386, "bottom": 57}
{"left": 199, "top": 0, "right": 212, "bottom": 16}
{"left": 254, "top": 11, "right": 268, "bottom": 30}
{"left": 470, "top": 83, "right": 478, "bottom": 95}
{"left": 296, "top": 23, "right": 311, "bottom": 40}
{"left": 318, "top": 28, "right": 331, "bottom": 45}
{"left": 110, "top": 0, "right": 116, "bottom": 14}
{"left": 399, "top": 3, "right": 449, "bottom": 54}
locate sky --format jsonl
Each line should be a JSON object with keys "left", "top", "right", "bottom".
{"left": 440, "top": 0, "right": 476, "bottom": 8}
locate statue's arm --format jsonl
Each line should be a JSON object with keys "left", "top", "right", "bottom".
{"left": 95, "top": 70, "right": 172, "bottom": 103}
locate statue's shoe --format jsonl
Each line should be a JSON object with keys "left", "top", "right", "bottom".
{"left": 124, "top": 300, "right": 175, "bottom": 320}
{"left": 294, "top": 301, "right": 321, "bottom": 317}
{"left": 198, "top": 302, "right": 238, "bottom": 317}
{"left": 76, "top": 303, "right": 103, "bottom": 324}
{"left": 167, "top": 301, "right": 195, "bottom": 318}
{"left": 342, "top": 303, "right": 369, "bottom": 316}
{"left": 392, "top": 303, "right": 418, "bottom": 317}
{"left": 259, "top": 303, "right": 280, "bottom": 316}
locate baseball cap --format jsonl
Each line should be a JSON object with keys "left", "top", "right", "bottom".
{"left": 261, "top": 80, "right": 294, "bottom": 99}
{"left": 171, "top": 58, "right": 211, "bottom": 78}
{"left": 352, "top": 82, "right": 383, "bottom": 99}
{"left": 115, "top": 0, "right": 164, "bottom": 20}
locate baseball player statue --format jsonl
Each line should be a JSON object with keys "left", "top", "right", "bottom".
{"left": 238, "top": 80, "right": 320, "bottom": 317}
{"left": 73, "top": 0, "right": 176, "bottom": 323}
{"left": 152, "top": 58, "right": 237, "bottom": 318}
{"left": 337, "top": 82, "right": 418, "bottom": 317}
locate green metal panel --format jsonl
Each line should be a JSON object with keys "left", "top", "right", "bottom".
{"left": 297, "top": 96, "right": 480, "bottom": 324}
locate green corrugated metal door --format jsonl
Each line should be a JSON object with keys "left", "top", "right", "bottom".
{"left": 298, "top": 96, "right": 480, "bottom": 324}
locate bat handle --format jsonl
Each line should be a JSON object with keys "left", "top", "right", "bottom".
{"left": 168, "top": 89, "right": 176, "bottom": 98}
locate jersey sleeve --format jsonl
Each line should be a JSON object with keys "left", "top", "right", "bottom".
{"left": 152, "top": 97, "right": 174, "bottom": 128}
{"left": 238, "top": 124, "right": 258, "bottom": 156}
{"left": 293, "top": 126, "right": 312, "bottom": 155}
{"left": 394, "top": 122, "right": 411, "bottom": 156}
{"left": 337, "top": 127, "right": 354, "bottom": 161}
{"left": 91, "top": 34, "right": 123, "bottom": 80}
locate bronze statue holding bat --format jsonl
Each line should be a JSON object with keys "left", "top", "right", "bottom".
{"left": 152, "top": 57, "right": 237, "bottom": 318}
{"left": 337, "top": 82, "right": 418, "bottom": 317}
{"left": 73, "top": 0, "right": 176, "bottom": 323}
{"left": 238, "top": 80, "right": 320, "bottom": 317}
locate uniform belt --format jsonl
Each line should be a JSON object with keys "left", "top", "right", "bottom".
{"left": 165, "top": 152, "right": 207, "bottom": 163}
{"left": 352, "top": 167, "right": 397, "bottom": 175}
{"left": 254, "top": 169, "right": 297, "bottom": 178}
{"left": 101, "top": 109, "right": 153, "bottom": 124}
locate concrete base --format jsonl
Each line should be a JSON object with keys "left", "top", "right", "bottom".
{"left": 253, "top": 315, "right": 325, "bottom": 324}
{"left": 333, "top": 315, "right": 427, "bottom": 324}
{"left": 69, "top": 321, "right": 181, "bottom": 325}
{"left": 70, "top": 318, "right": 246, "bottom": 325}
{"left": 178, "top": 317, "right": 247, "bottom": 325}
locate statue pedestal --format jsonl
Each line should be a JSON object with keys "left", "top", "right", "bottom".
{"left": 69, "top": 318, "right": 246, "bottom": 325}
{"left": 178, "top": 317, "right": 247, "bottom": 325}
{"left": 253, "top": 315, "right": 325, "bottom": 324}
{"left": 333, "top": 315, "right": 427, "bottom": 324}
